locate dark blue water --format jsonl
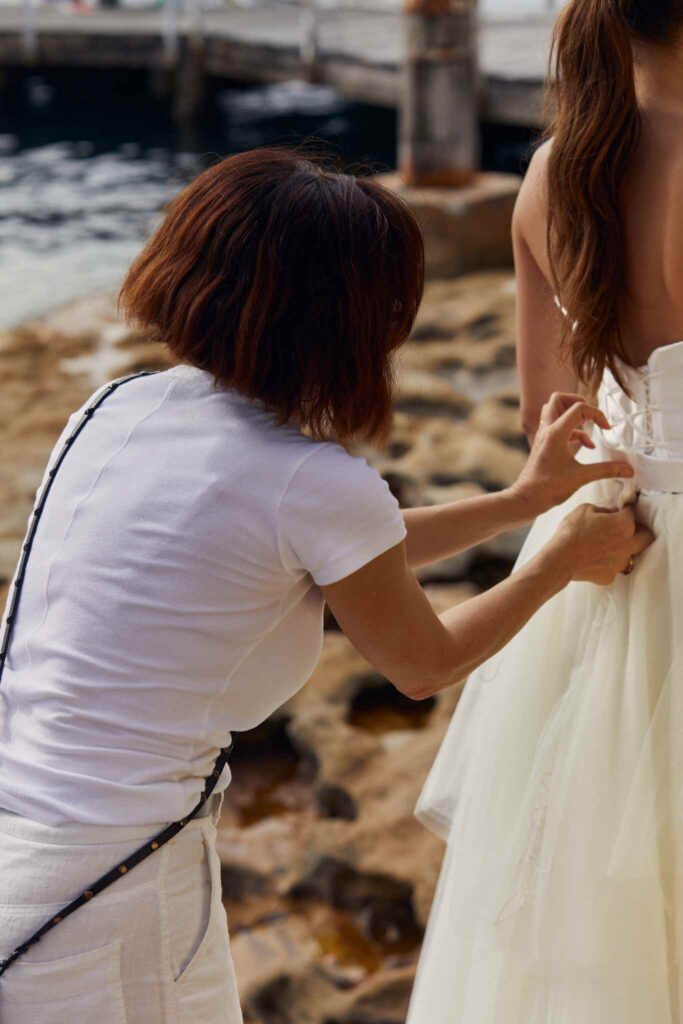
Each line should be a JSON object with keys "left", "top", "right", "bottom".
{"left": 0, "top": 68, "right": 399, "bottom": 327}
{"left": 0, "top": 66, "right": 534, "bottom": 327}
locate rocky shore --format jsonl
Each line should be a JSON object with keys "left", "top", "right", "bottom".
{"left": 0, "top": 269, "right": 529, "bottom": 1023}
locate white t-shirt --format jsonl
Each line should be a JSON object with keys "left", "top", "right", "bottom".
{"left": 0, "top": 364, "right": 406, "bottom": 827}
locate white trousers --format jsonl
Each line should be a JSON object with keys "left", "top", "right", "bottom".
{"left": 0, "top": 794, "right": 243, "bottom": 1024}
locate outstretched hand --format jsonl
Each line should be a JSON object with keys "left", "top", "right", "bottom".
{"left": 511, "top": 392, "right": 635, "bottom": 516}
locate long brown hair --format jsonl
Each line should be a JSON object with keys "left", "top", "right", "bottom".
{"left": 546, "top": 0, "right": 683, "bottom": 389}
{"left": 120, "top": 147, "right": 424, "bottom": 445}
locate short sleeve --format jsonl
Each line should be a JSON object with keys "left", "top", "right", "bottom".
{"left": 278, "top": 444, "right": 407, "bottom": 585}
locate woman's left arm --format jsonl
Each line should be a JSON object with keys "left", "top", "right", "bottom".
{"left": 403, "top": 394, "right": 634, "bottom": 570}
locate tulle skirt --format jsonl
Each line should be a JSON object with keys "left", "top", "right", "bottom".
{"left": 409, "top": 471, "right": 683, "bottom": 1023}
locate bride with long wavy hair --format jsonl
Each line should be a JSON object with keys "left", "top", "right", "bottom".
{"left": 408, "top": 1, "right": 683, "bottom": 1020}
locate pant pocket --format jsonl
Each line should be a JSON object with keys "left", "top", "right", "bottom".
{"left": 163, "top": 827, "right": 243, "bottom": 1024}
{"left": 0, "top": 941, "right": 127, "bottom": 1024}
{"left": 166, "top": 827, "right": 212, "bottom": 981}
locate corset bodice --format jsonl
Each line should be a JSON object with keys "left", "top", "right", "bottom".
{"left": 596, "top": 340, "right": 683, "bottom": 495}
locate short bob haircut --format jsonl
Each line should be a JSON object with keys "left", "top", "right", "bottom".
{"left": 119, "top": 147, "right": 424, "bottom": 444}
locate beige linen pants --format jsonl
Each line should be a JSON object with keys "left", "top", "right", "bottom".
{"left": 0, "top": 794, "right": 243, "bottom": 1024}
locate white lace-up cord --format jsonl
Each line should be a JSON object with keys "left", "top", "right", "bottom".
{"left": 601, "top": 370, "right": 664, "bottom": 456}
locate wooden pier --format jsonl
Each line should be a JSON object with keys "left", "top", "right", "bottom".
{"left": 0, "top": 6, "right": 553, "bottom": 127}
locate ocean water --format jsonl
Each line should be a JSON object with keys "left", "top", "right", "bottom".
{"left": 0, "top": 71, "right": 401, "bottom": 328}
{"left": 0, "top": 63, "right": 535, "bottom": 329}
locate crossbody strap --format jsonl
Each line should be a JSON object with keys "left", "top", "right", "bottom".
{"left": 0, "top": 369, "right": 233, "bottom": 978}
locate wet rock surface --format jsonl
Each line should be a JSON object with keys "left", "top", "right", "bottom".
{"left": 0, "top": 270, "right": 528, "bottom": 1023}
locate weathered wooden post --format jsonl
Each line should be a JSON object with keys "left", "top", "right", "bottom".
{"left": 400, "top": 0, "right": 479, "bottom": 187}
{"left": 300, "top": 0, "right": 319, "bottom": 81}
{"left": 149, "top": 0, "right": 179, "bottom": 100}
{"left": 20, "top": 0, "right": 37, "bottom": 65}
{"left": 174, "top": 0, "right": 206, "bottom": 133}
{"left": 162, "top": 0, "right": 181, "bottom": 67}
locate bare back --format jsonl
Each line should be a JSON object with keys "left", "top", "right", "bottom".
{"left": 620, "top": 108, "right": 683, "bottom": 366}
{"left": 514, "top": 101, "right": 683, "bottom": 433}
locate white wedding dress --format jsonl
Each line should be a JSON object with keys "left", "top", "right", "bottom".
{"left": 408, "top": 341, "right": 683, "bottom": 1023}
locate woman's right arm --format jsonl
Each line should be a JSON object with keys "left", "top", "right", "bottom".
{"left": 322, "top": 505, "right": 652, "bottom": 701}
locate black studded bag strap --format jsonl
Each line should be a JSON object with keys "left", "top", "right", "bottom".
{"left": 0, "top": 370, "right": 233, "bottom": 979}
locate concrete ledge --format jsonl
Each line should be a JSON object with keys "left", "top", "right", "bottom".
{"left": 378, "top": 172, "right": 521, "bottom": 279}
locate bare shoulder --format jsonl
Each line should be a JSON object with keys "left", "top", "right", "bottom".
{"left": 513, "top": 139, "right": 553, "bottom": 279}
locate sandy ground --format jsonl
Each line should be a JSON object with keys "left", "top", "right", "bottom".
{"left": 0, "top": 270, "right": 529, "bottom": 1023}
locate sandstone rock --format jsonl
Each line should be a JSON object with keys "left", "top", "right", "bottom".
{"left": 329, "top": 966, "right": 418, "bottom": 1024}
{"left": 379, "top": 174, "right": 521, "bottom": 280}
{"left": 395, "top": 370, "right": 471, "bottom": 420}
{"left": 230, "top": 915, "right": 321, "bottom": 1012}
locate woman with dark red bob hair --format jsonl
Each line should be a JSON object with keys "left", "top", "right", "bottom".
{"left": 0, "top": 147, "right": 647, "bottom": 1022}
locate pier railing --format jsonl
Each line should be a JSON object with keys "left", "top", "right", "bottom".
{"left": 16, "top": 1, "right": 216, "bottom": 67}
{"left": 6, "top": 0, "right": 558, "bottom": 182}
{"left": 12, "top": 0, "right": 563, "bottom": 63}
